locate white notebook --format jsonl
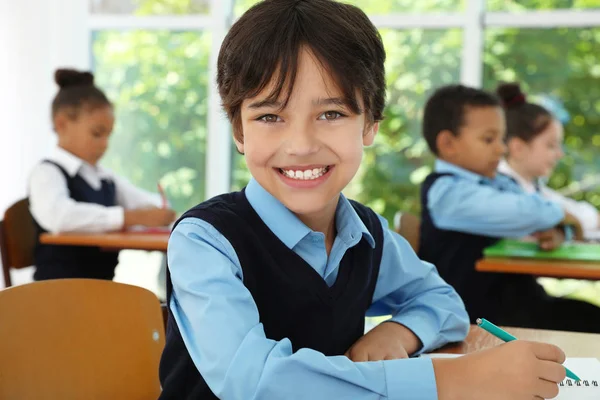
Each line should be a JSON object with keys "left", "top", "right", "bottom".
{"left": 557, "top": 358, "right": 600, "bottom": 399}
{"left": 421, "top": 354, "right": 600, "bottom": 399}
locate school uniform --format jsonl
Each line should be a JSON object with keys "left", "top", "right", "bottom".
{"left": 28, "top": 146, "right": 162, "bottom": 280}
{"left": 419, "top": 159, "right": 600, "bottom": 332}
{"left": 159, "top": 178, "right": 469, "bottom": 400}
{"left": 498, "top": 159, "right": 599, "bottom": 232}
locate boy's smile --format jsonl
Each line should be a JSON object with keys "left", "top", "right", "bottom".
{"left": 276, "top": 164, "right": 333, "bottom": 188}
{"left": 236, "top": 47, "right": 377, "bottom": 231}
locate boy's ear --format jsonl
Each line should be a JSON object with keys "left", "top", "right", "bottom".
{"left": 436, "top": 129, "right": 457, "bottom": 156}
{"left": 233, "top": 134, "right": 245, "bottom": 155}
{"left": 362, "top": 122, "right": 379, "bottom": 146}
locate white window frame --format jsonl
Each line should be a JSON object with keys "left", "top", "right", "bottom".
{"left": 88, "top": 0, "right": 600, "bottom": 199}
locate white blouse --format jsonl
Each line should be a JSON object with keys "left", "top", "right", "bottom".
{"left": 29, "top": 147, "right": 162, "bottom": 233}
{"left": 498, "top": 159, "right": 599, "bottom": 232}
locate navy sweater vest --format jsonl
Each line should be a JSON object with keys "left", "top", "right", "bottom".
{"left": 33, "top": 161, "right": 119, "bottom": 281}
{"left": 418, "top": 172, "right": 546, "bottom": 323}
{"left": 159, "top": 190, "right": 384, "bottom": 399}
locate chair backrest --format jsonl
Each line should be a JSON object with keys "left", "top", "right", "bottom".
{"left": 0, "top": 198, "right": 36, "bottom": 287}
{"left": 0, "top": 279, "right": 165, "bottom": 400}
{"left": 394, "top": 211, "right": 421, "bottom": 253}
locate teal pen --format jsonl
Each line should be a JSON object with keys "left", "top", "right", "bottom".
{"left": 476, "top": 318, "right": 581, "bottom": 381}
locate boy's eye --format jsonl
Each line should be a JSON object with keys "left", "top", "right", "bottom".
{"left": 257, "top": 114, "right": 281, "bottom": 123}
{"left": 483, "top": 137, "right": 494, "bottom": 144}
{"left": 318, "top": 111, "right": 344, "bottom": 121}
{"left": 92, "top": 131, "right": 103, "bottom": 138}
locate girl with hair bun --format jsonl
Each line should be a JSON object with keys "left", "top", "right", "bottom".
{"left": 28, "top": 68, "right": 176, "bottom": 281}
{"left": 497, "top": 82, "right": 598, "bottom": 235}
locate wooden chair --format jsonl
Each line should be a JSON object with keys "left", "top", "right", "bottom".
{"left": 0, "top": 279, "right": 165, "bottom": 400}
{"left": 393, "top": 211, "right": 421, "bottom": 253}
{"left": 0, "top": 198, "right": 36, "bottom": 287}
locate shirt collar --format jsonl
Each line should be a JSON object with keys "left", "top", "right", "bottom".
{"left": 245, "top": 178, "right": 374, "bottom": 249}
{"left": 335, "top": 195, "right": 375, "bottom": 248}
{"left": 47, "top": 147, "right": 111, "bottom": 179}
{"left": 434, "top": 159, "right": 488, "bottom": 183}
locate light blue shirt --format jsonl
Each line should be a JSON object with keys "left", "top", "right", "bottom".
{"left": 428, "top": 159, "right": 565, "bottom": 237}
{"left": 168, "top": 178, "right": 469, "bottom": 400}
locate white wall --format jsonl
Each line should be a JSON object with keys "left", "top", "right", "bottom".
{"left": 0, "top": 0, "right": 89, "bottom": 286}
{"left": 0, "top": 0, "right": 89, "bottom": 214}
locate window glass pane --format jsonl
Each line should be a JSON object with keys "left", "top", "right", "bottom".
{"left": 234, "top": 0, "right": 465, "bottom": 17}
{"left": 483, "top": 27, "right": 600, "bottom": 207}
{"left": 487, "top": 0, "right": 600, "bottom": 11}
{"left": 93, "top": 30, "right": 211, "bottom": 213}
{"left": 90, "top": 0, "right": 210, "bottom": 15}
{"left": 231, "top": 29, "right": 463, "bottom": 223}
{"left": 356, "top": 29, "right": 462, "bottom": 221}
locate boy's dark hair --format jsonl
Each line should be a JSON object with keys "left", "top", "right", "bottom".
{"left": 217, "top": 0, "right": 386, "bottom": 142}
{"left": 496, "top": 82, "right": 553, "bottom": 143}
{"left": 423, "top": 84, "right": 501, "bottom": 155}
{"left": 51, "top": 68, "right": 111, "bottom": 120}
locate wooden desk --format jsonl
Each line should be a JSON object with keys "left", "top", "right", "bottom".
{"left": 438, "top": 325, "right": 600, "bottom": 357}
{"left": 39, "top": 232, "right": 169, "bottom": 252}
{"left": 476, "top": 257, "right": 600, "bottom": 280}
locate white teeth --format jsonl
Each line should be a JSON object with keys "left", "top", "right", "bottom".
{"left": 281, "top": 167, "right": 328, "bottom": 180}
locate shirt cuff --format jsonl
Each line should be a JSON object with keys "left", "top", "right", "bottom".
{"left": 388, "top": 313, "right": 437, "bottom": 356}
{"left": 106, "top": 206, "right": 125, "bottom": 231}
{"left": 384, "top": 357, "right": 438, "bottom": 400}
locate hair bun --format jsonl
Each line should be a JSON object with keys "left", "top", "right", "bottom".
{"left": 54, "top": 68, "right": 95, "bottom": 89}
{"left": 496, "top": 82, "right": 526, "bottom": 108}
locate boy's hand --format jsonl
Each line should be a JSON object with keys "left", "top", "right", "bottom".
{"left": 433, "top": 341, "right": 566, "bottom": 400}
{"left": 562, "top": 211, "right": 584, "bottom": 240}
{"left": 345, "top": 322, "right": 421, "bottom": 362}
{"left": 124, "top": 207, "right": 177, "bottom": 227}
{"left": 534, "top": 228, "right": 564, "bottom": 251}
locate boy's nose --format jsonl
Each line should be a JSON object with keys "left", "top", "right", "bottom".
{"left": 284, "top": 127, "right": 319, "bottom": 156}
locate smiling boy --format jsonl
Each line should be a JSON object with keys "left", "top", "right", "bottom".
{"left": 158, "top": 2, "right": 568, "bottom": 400}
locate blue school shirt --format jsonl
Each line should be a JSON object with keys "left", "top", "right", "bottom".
{"left": 167, "top": 178, "right": 469, "bottom": 400}
{"left": 426, "top": 159, "right": 564, "bottom": 237}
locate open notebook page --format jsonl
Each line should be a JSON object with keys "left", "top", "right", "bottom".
{"left": 420, "top": 354, "right": 600, "bottom": 399}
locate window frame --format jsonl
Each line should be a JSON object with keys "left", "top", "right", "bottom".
{"left": 88, "top": 0, "right": 600, "bottom": 199}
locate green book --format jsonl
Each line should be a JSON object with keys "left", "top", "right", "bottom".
{"left": 483, "top": 239, "right": 600, "bottom": 261}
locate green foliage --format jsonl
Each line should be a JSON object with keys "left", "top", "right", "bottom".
{"left": 93, "top": 29, "right": 211, "bottom": 213}
{"left": 483, "top": 27, "right": 600, "bottom": 208}
{"left": 93, "top": 0, "right": 600, "bottom": 223}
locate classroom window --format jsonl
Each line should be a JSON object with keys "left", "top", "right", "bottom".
{"left": 92, "top": 30, "right": 211, "bottom": 214}
{"left": 486, "top": 0, "right": 600, "bottom": 12}
{"left": 234, "top": 0, "right": 465, "bottom": 16}
{"left": 90, "top": 0, "right": 211, "bottom": 15}
{"left": 483, "top": 27, "right": 600, "bottom": 207}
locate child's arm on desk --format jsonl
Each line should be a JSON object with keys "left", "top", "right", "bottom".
{"left": 346, "top": 218, "right": 469, "bottom": 362}
{"left": 428, "top": 176, "right": 564, "bottom": 237}
{"left": 433, "top": 341, "right": 566, "bottom": 400}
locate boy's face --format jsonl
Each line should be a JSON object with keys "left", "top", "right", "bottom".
{"left": 55, "top": 105, "right": 114, "bottom": 166}
{"left": 510, "top": 119, "right": 564, "bottom": 179}
{"left": 237, "top": 48, "right": 377, "bottom": 218}
{"left": 438, "top": 106, "right": 507, "bottom": 178}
